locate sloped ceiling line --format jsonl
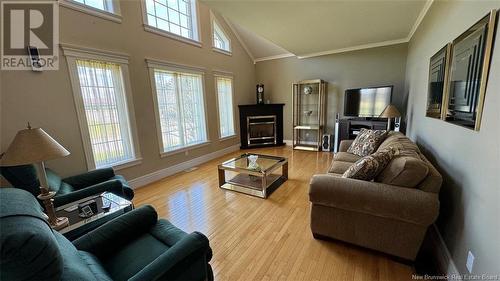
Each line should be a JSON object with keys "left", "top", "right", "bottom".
{"left": 223, "top": 15, "right": 256, "bottom": 63}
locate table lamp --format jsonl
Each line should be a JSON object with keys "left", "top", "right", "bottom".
{"left": 379, "top": 104, "right": 401, "bottom": 131}
{"left": 1, "top": 124, "right": 70, "bottom": 230}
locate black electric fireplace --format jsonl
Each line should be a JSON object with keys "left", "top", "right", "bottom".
{"left": 239, "top": 104, "right": 285, "bottom": 149}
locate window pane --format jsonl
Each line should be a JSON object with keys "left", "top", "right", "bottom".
{"left": 146, "top": 0, "right": 196, "bottom": 40}
{"left": 179, "top": 0, "right": 188, "bottom": 14}
{"left": 168, "top": 8, "right": 180, "bottom": 25}
{"left": 167, "top": 0, "right": 178, "bottom": 11}
{"left": 170, "top": 23, "right": 181, "bottom": 36}
{"left": 181, "top": 28, "right": 190, "bottom": 38}
{"left": 155, "top": 2, "right": 168, "bottom": 19}
{"left": 72, "top": 0, "right": 113, "bottom": 13}
{"left": 213, "top": 20, "right": 230, "bottom": 52}
{"left": 85, "top": 0, "right": 104, "bottom": 10}
{"left": 76, "top": 60, "right": 134, "bottom": 168}
{"left": 216, "top": 77, "right": 235, "bottom": 137}
{"left": 153, "top": 69, "right": 207, "bottom": 152}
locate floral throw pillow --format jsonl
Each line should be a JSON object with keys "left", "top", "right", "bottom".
{"left": 347, "top": 128, "right": 388, "bottom": 157}
{"left": 342, "top": 147, "right": 398, "bottom": 181}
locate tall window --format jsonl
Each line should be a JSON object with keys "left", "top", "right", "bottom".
{"left": 75, "top": 60, "right": 136, "bottom": 168}
{"left": 215, "top": 76, "right": 235, "bottom": 138}
{"left": 212, "top": 20, "right": 231, "bottom": 53}
{"left": 66, "top": 0, "right": 118, "bottom": 14}
{"left": 144, "top": 0, "right": 199, "bottom": 41}
{"left": 151, "top": 68, "right": 207, "bottom": 153}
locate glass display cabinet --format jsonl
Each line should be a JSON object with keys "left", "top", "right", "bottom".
{"left": 292, "top": 79, "right": 327, "bottom": 151}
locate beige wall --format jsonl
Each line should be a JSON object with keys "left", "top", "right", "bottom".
{"left": 255, "top": 44, "right": 408, "bottom": 140}
{"left": 405, "top": 1, "right": 500, "bottom": 275}
{"left": 0, "top": 1, "right": 255, "bottom": 180}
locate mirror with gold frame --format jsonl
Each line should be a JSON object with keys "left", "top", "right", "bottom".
{"left": 426, "top": 44, "right": 451, "bottom": 119}
{"left": 443, "top": 10, "right": 497, "bottom": 131}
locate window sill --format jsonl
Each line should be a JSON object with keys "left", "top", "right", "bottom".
{"left": 160, "top": 141, "right": 211, "bottom": 157}
{"left": 97, "top": 158, "right": 142, "bottom": 171}
{"left": 60, "top": 0, "right": 122, "bottom": 23}
{"left": 219, "top": 134, "right": 238, "bottom": 141}
{"left": 144, "top": 25, "right": 202, "bottom": 48}
{"left": 212, "top": 47, "right": 232, "bottom": 56}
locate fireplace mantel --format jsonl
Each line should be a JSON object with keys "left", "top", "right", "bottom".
{"left": 238, "top": 104, "right": 285, "bottom": 149}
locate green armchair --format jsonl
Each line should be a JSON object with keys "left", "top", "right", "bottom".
{"left": 0, "top": 188, "right": 214, "bottom": 281}
{"left": 0, "top": 164, "right": 134, "bottom": 207}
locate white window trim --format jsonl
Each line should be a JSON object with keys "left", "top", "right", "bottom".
{"left": 59, "top": 0, "right": 122, "bottom": 23}
{"left": 210, "top": 12, "right": 232, "bottom": 56}
{"left": 214, "top": 71, "right": 237, "bottom": 140}
{"left": 145, "top": 58, "right": 211, "bottom": 157}
{"left": 62, "top": 43, "right": 142, "bottom": 171}
{"left": 140, "top": 0, "right": 202, "bottom": 48}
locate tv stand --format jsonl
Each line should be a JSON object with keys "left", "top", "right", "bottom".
{"left": 335, "top": 117, "right": 388, "bottom": 150}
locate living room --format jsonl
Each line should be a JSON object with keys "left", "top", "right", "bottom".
{"left": 1, "top": 0, "right": 499, "bottom": 280}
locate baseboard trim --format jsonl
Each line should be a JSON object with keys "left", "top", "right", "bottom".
{"left": 283, "top": 139, "right": 293, "bottom": 146}
{"left": 129, "top": 144, "right": 240, "bottom": 189}
{"left": 430, "top": 224, "right": 461, "bottom": 278}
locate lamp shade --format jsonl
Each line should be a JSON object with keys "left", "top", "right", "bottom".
{"left": 379, "top": 105, "right": 401, "bottom": 118}
{"left": 1, "top": 127, "right": 70, "bottom": 166}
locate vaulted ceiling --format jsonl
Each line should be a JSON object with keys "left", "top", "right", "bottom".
{"left": 203, "top": 0, "right": 432, "bottom": 62}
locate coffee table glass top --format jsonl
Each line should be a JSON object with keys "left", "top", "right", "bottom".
{"left": 220, "top": 153, "right": 286, "bottom": 173}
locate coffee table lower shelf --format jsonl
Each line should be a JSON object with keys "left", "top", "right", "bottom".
{"left": 220, "top": 173, "right": 286, "bottom": 198}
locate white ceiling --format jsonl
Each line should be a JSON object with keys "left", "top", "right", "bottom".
{"left": 205, "top": 0, "right": 433, "bottom": 62}
{"left": 226, "top": 20, "right": 293, "bottom": 61}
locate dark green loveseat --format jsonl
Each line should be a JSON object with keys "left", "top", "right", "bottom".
{"left": 0, "top": 188, "right": 214, "bottom": 281}
{"left": 0, "top": 164, "right": 134, "bottom": 207}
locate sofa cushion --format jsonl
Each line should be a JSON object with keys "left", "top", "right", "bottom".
{"left": 0, "top": 164, "right": 40, "bottom": 197}
{"left": 102, "top": 233, "right": 170, "bottom": 281}
{"left": 376, "top": 156, "right": 429, "bottom": 188}
{"left": 334, "top": 152, "right": 362, "bottom": 163}
{"left": 417, "top": 154, "right": 443, "bottom": 194}
{"left": 328, "top": 161, "right": 353, "bottom": 174}
{"left": 377, "top": 132, "right": 420, "bottom": 157}
{"left": 347, "top": 129, "right": 388, "bottom": 157}
{"left": 342, "top": 148, "right": 397, "bottom": 181}
{"left": 0, "top": 189, "right": 62, "bottom": 281}
{"left": 54, "top": 232, "right": 113, "bottom": 281}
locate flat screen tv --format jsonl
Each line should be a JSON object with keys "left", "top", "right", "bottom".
{"left": 344, "top": 86, "right": 393, "bottom": 117}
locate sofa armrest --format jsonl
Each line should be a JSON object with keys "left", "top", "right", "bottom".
{"left": 339, "top": 140, "right": 354, "bottom": 152}
{"left": 129, "top": 231, "right": 211, "bottom": 281}
{"left": 53, "top": 179, "right": 124, "bottom": 207}
{"left": 62, "top": 168, "right": 115, "bottom": 189}
{"left": 309, "top": 175, "right": 439, "bottom": 226}
{"left": 73, "top": 205, "right": 158, "bottom": 258}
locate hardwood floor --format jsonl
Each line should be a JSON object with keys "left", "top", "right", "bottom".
{"left": 133, "top": 146, "right": 414, "bottom": 281}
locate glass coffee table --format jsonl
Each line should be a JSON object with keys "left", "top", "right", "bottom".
{"left": 218, "top": 153, "right": 288, "bottom": 198}
{"left": 55, "top": 192, "right": 133, "bottom": 240}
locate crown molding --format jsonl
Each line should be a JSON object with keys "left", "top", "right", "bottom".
{"left": 296, "top": 38, "right": 407, "bottom": 59}
{"left": 407, "top": 0, "right": 434, "bottom": 41}
{"left": 254, "top": 53, "right": 295, "bottom": 63}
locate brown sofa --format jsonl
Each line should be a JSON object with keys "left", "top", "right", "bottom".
{"left": 309, "top": 132, "right": 442, "bottom": 260}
